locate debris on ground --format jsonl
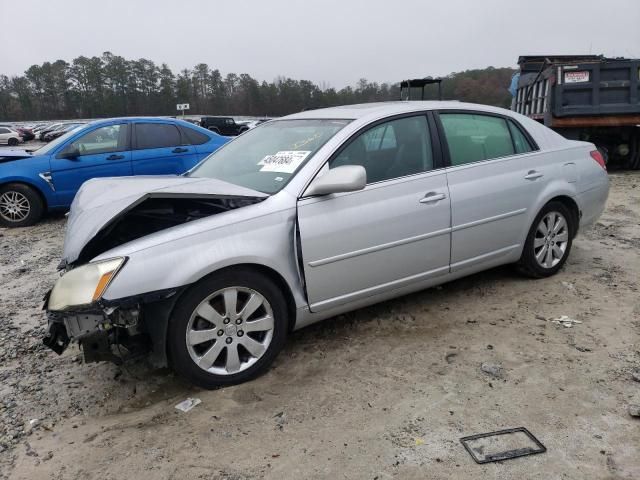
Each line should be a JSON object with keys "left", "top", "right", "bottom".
{"left": 480, "top": 362, "right": 503, "bottom": 379}
{"left": 460, "top": 427, "right": 546, "bottom": 464}
{"left": 174, "top": 398, "right": 201, "bottom": 412}
{"left": 552, "top": 315, "right": 582, "bottom": 328}
{"left": 632, "top": 370, "right": 640, "bottom": 383}
{"left": 629, "top": 404, "right": 640, "bottom": 418}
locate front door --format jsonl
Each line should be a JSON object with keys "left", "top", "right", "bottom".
{"left": 50, "top": 123, "right": 132, "bottom": 206}
{"left": 297, "top": 114, "right": 451, "bottom": 312}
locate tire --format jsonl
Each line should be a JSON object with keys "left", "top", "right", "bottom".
{"left": 7, "top": 138, "right": 18, "bottom": 146}
{"left": 208, "top": 127, "right": 220, "bottom": 135}
{"left": 0, "top": 183, "right": 45, "bottom": 228}
{"left": 517, "top": 201, "right": 575, "bottom": 278}
{"left": 167, "top": 268, "right": 288, "bottom": 389}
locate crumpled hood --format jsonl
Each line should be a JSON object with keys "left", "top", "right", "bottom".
{"left": 63, "top": 175, "right": 267, "bottom": 264}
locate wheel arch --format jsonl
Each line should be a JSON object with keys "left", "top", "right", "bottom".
{"left": 214, "top": 263, "right": 297, "bottom": 332}
{"left": 0, "top": 179, "right": 49, "bottom": 211}
{"left": 149, "top": 262, "right": 298, "bottom": 369}
{"left": 172, "top": 262, "right": 298, "bottom": 333}
{"left": 545, "top": 195, "right": 580, "bottom": 237}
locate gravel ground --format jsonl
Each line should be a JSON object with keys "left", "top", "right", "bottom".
{"left": 1, "top": 172, "right": 639, "bottom": 479}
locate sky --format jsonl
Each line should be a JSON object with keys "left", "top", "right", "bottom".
{"left": 1, "top": 0, "right": 639, "bottom": 88}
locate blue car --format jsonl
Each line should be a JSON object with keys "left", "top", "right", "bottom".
{"left": 0, "top": 117, "right": 229, "bottom": 227}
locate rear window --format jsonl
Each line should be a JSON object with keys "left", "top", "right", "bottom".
{"left": 507, "top": 120, "right": 534, "bottom": 154}
{"left": 180, "top": 126, "right": 210, "bottom": 145}
{"left": 440, "top": 113, "right": 515, "bottom": 166}
{"left": 135, "top": 123, "right": 181, "bottom": 149}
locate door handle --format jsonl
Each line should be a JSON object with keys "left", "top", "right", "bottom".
{"left": 172, "top": 147, "right": 188, "bottom": 153}
{"left": 524, "top": 170, "right": 544, "bottom": 180}
{"left": 419, "top": 192, "right": 447, "bottom": 204}
{"left": 106, "top": 154, "right": 125, "bottom": 160}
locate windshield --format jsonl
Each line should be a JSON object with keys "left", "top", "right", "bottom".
{"left": 33, "top": 125, "right": 86, "bottom": 155}
{"left": 188, "top": 119, "right": 350, "bottom": 193}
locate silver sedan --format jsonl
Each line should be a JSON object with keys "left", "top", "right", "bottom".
{"left": 44, "top": 101, "right": 609, "bottom": 388}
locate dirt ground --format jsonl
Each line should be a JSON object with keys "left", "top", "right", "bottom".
{"left": 1, "top": 172, "right": 639, "bottom": 480}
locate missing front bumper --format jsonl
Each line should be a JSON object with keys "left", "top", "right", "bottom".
{"left": 43, "top": 306, "right": 148, "bottom": 364}
{"left": 42, "top": 286, "right": 182, "bottom": 366}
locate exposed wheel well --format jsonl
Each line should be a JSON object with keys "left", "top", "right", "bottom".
{"left": 0, "top": 181, "right": 48, "bottom": 210}
{"left": 546, "top": 195, "right": 580, "bottom": 237}
{"left": 195, "top": 264, "right": 298, "bottom": 332}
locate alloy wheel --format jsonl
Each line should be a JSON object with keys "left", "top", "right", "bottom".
{"left": 0, "top": 191, "right": 31, "bottom": 223}
{"left": 186, "top": 286, "right": 275, "bottom": 375}
{"left": 534, "top": 211, "right": 569, "bottom": 269}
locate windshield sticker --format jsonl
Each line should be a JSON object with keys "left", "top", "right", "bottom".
{"left": 259, "top": 151, "right": 311, "bottom": 173}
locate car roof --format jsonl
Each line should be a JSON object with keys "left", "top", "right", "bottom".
{"left": 83, "top": 117, "right": 202, "bottom": 127}
{"left": 284, "top": 101, "right": 515, "bottom": 121}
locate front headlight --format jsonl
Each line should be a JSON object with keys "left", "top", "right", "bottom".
{"left": 48, "top": 257, "right": 126, "bottom": 311}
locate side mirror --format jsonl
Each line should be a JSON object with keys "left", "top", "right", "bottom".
{"left": 61, "top": 146, "right": 81, "bottom": 159}
{"left": 304, "top": 165, "right": 366, "bottom": 197}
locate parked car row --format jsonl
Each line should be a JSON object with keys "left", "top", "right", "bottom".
{"left": 1, "top": 116, "right": 273, "bottom": 146}
{"left": 0, "top": 126, "right": 25, "bottom": 146}
{"left": 178, "top": 116, "right": 272, "bottom": 135}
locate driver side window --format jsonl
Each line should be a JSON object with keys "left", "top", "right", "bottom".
{"left": 68, "top": 124, "right": 128, "bottom": 156}
{"left": 329, "top": 115, "right": 433, "bottom": 184}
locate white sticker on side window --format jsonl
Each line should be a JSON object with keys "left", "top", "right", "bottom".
{"left": 258, "top": 151, "right": 311, "bottom": 173}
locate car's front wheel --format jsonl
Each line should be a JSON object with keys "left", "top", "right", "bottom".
{"left": 167, "top": 268, "right": 288, "bottom": 389}
{"left": 0, "top": 183, "right": 44, "bottom": 227}
{"left": 517, "top": 201, "right": 575, "bottom": 278}
{"left": 8, "top": 138, "right": 18, "bottom": 146}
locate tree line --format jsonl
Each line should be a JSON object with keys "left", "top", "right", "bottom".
{"left": 0, "top": 52, "right": 515, "bottom": 121}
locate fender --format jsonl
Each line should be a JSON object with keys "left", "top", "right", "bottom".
{"left": 0, "top": 174, "right": 57, "bottom": 208}
{"left": 98, "top": 207, "right": 308, "bottom": 311}
{"left": 516, "top": 178, "right": 579, "bottom": 256}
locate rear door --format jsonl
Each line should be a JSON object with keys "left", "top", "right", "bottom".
{"left": 131, "top": 122, "right": 194, "bottom": 175}
{"left": 436, "top": 111, "right": 544, "bottom": 272}
{"left": 50, "top": 123, "right": 132, "bottom": 206}
{"left": 297, "top": 114, "right": 451, "bottom": 312}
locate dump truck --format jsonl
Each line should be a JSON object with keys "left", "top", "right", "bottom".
{"left": 511, "top": 55, "right": 640, "bottom": 169}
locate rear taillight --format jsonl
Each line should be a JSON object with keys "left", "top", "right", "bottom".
{"left": 590, "top": 150, "right": 606, "bottom": 170}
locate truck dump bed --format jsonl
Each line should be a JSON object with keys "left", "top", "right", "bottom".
{"left": 513, "top": 55, "right": 640, "bottom": 128}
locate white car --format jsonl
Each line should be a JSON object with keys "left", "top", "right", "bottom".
{"left": 0, "top": 127, "right": 24, "bottom": 146}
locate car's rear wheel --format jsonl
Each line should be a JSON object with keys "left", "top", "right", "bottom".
{"left": 8, "top": 138, "right": 18, "bottom": 146}
{"left": 517, "top": 201, "right": 574, "bottom": 278}
{"left": 167, "top": 268, "right": 288, "bottom": 389}
{"left": 0, "top": 183, "right": 44, "bottom": 228}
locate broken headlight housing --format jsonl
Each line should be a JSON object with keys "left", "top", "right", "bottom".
{"left": 48, "top": 257, "right": 126, "bottom": 311}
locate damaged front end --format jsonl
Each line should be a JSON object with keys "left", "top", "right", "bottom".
{"left": 43, "top": 285, "right": 184, "bottom": 365}
{"left": 44, "top": 175, "right": 269, "bottom": 365}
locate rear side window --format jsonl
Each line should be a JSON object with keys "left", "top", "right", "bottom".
{"left": 440, "top": 113, "right": 515, "bottom": 166}
{"left": 135, "top": 123, "right": 181, "bottom": 149}
{"left": 0, "top": 128, "right": 9, "bottom": 134}
{"left": 508, "top": 120, "right": 534, "bottom": 154}
{"left": 180, "top": 126, "right": 210, "bottom": 145}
